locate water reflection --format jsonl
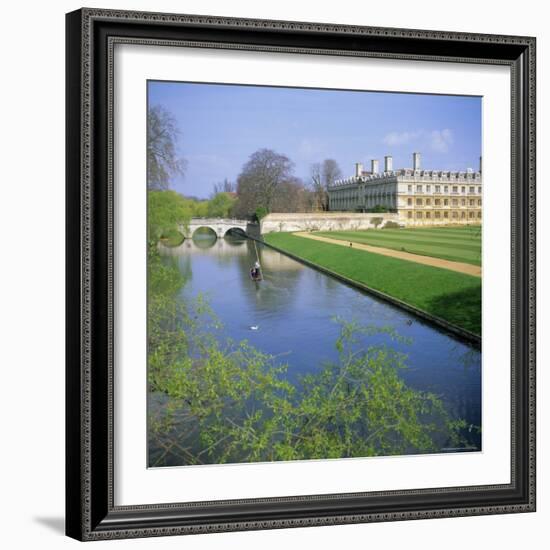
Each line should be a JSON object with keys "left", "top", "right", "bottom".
{"left": 159, "top": 235, "right": 482, "bottom": 443}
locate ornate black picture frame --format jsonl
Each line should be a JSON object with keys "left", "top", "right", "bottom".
{"left": 66, "top": 8, "right": 536, "bottom": 541}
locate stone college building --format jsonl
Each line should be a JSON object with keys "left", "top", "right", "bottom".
{"left": 327, "top": 153, "right": 482, "bottom": 226}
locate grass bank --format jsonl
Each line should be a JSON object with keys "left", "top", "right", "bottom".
{"left": 314, "top": 225, "right": 481, "bottom": 266}
{"left": 264, "top": 232, "right": 481, "bottom": 336}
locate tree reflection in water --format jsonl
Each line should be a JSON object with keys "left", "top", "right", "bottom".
{"left": 149, "top": 235, "right": 481, "bottom": 467}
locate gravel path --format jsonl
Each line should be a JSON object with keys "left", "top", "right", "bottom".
{"left": 293, "top": 232, "right": 482, "bottom": 277}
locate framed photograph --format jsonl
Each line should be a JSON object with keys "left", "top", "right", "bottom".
{"left": 65, "top": 8, "right": 536, "bottom": 541}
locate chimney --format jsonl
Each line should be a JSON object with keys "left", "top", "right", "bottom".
{"left": 413, "top": 152, "right": 421, "bottom": 171}
{"left": 479, "top": 156, "right": 482, "bottom": 173}
{"left": 384, "top": 155, "right": 393, "bottom": 172}
{"left": 355, "top": 163, "right": 363, "bottom": 177}
{"left": 371, "top": 159, "right": 379, "bottom": 174}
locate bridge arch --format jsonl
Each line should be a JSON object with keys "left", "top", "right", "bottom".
{"left": 191, "top": 226, "right": 218, "bottom": 239}
{"left": 180, "top": 218, "right": 250, "bottom": 239}
{"left": 224, "top": 227, "right": 247, "bottom": 238}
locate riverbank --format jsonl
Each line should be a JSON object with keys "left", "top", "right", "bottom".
{"left": 263, "top": 232, "right": 481, "bottom": 339}
{"left": 150, "top": 236, "right": 481, "bottom": 465}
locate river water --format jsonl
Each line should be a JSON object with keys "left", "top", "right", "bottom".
{"left": 153, "top": 233, "right": 481, "bottom": 463}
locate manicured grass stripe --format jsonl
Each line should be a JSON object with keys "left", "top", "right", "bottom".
{"left": 387, "top": 231, "right": 481, "bottom": 241}
{"left": 367, "top": 227, "right": 480, "bottom": 237}
{"left": 264, "top": 232, "right": 481, "bottom": 336}
{"left": 389, "top": 226, "right": 481, "bottom": 232}
{"left": 336, "top": 227, "right": 482, "bottom": 240}
{"left": 381, "top": 227, "right": 482, "bottom": 237}
{"left": 315, "top": 236, "right": 480, "bottom": 259}
{"left": 316, "top": 232, "right": 481, "bottom": 251}
{"left": 314, "top": 229, "right": 482, "bottom": 266}
{"left": 367, "top": 228, "right": 482, "bottom": 240}
{"left": 315, "top": 241, "right": 480, "bottom": 266}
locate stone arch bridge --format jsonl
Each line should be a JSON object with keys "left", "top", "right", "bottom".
{"left": 179, "top": 218, "right": 249, "bottom": 239}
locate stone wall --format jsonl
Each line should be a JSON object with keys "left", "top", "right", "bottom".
{"left": 260, "top": 212, "right": 402, "bottom": 234}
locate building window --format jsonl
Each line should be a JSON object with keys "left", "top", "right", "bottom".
{"left": 444, "top": 211, "right": 449, "bottom": 218}
{"left": 435, "top": 185, "right": 441, "bottom": 193}
{"left": 416, "top": 198, "right": 422, "bottom": 206}
{"left": 452, "top": 211, "right": 458, "bottom": 218}
{"left": 435, "top": 211, "right": 441, "bottom": 218}
{"left": 469, "top": 199, "right": 475, "bottom": 206}
{"left": 407, "top": 211, "right": 413, "bottom": 218}
{"left": 444, "top": 198, "right": 449, "bottom": 206}
{"left": 416, "top": 185, "right": 422, "bottom": 192}
{"left": 416, "top": 211, "right": 422, "bottom": 218}
{"left": 444, "top": 185, "right": 449, "bottom": 193}
{"left": 469, "top": 186, "right": 475, "bottom": 193}
{"left": 461, "top": 211, "right": 466, "bottom": 219}
{"left": 452, "top": 199, "right": 458, "bottom": 206}
{"left": 407, "top": 198, "right": 412, "bottom": 206}
{"left": 426, "top": 211, "right": 431, "bottom": 219}
{"left": 426, "top": 198, "right": 431, "bottom": 205}
{"left": 435, "top": 198, "right": 441, "bottom": 206}
{"left": 426, "top": 185, "right": 431, "bottom": 192}
{"left": 408, "top": 184, "right": 412, "bottom": 192}
{"left": 461, "top": 186, "right": 466, "bottom": 193}
{"left": 469, "top": 211, "right": 475, "bottom": 218}
{"left": 477, "top": 212, "right": 482, "bottom": 218}
{"left": 461, "top": 199, "right": 466, "bottom": 206}
{"left": 478, "top": 199, "right": 481, "bottom": 206}
{"left": 452, "top": 186, "right": 458, "bottom": 193}
{"left": 478, "top": 186, "right": 482, "bottom": 193}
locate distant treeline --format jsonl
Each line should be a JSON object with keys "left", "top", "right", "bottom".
{"left": 147, "top": 104, "right": 343, "bottom": 220}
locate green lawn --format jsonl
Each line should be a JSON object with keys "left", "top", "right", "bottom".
{"left": 314, "top": 225, "right": 482, "bottom": 266}
{"left": 264, "top": 232, "right": 481, "bottom": 336}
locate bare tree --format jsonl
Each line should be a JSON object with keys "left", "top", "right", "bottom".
{"left": 310, "top": 162, "right": 324, "bottom": 211}
{"left": 322, "top": 159, "right": 342, "bottom": 188}
{"left": 147, "top": 105, "right": 186, "bottom": 190}
{"left": 211, "top": 178, "right": 236, "bottom": 196}
{"left": 310, "top": 159, "right": 342, "bottom": 211}
{"left": 235, "top": 149, "right": 295, "bottom": 215}
{"left": 271, "top": 178, "right": 314, "bottom": 213}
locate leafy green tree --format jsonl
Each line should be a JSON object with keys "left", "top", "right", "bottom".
{"left": 255, "top": 206, "right": 268, "bottom": 221}
{"left": 148, "top": 190, "right": 193, "bottom": 247}
{"left": 147, "top": 260, "right": 470, "bottom": 466}
{"left": 190, "top": 200, "right": 209, "bottom": 218}
{"left": 207, "top": 192, "right": 237, "bottom": 218}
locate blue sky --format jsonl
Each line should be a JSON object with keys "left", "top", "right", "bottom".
{"left": 148, "top": 81, "right": 481, "bottom": 199}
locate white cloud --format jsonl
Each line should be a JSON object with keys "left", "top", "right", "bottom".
{"left": 430, "top": 129, "right": 454, "bottom": 153}
{"left": 383, "top": 130, "right": 422, "bottom": 147}
{"left": 382, "top": 129, "right": 454, "bottom": 154}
